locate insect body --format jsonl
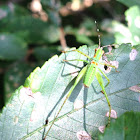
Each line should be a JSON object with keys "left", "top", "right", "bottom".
{"left": 43, "top": 45, "right": 116, "bottom": 139}
{"left": 84, "top": 48, "right": 104, "bottom": 87}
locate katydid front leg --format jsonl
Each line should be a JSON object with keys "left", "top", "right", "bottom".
{"left": 43, "top": 66, "right": 87, "bottom": 139}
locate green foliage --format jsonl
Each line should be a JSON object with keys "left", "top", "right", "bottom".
{"left": 0, "top": 44, "right": 140, "bottom": 139}
{"left": 0, "top": 4, "right": 60, "bottom": 44}
{"left": 64, "top": 18, "right": 96, "bottom": 45}
{"left": 34, "top": 46, "right": 61, "bottom": 61}
{"left": 4, "top": 62, "right": 34, "bottom": 103}
{"left": 99, "top": 112, "right": 140, "bottom": 140}
{"left": 41, "top": 0, "right": 61, "bottom": 26}
{"left": 1, "top": 15, "right": 60, "bottom": 44}
{"left": 101, "top": 6, "right": 140, "bottom": 45}
{"left": 0, "top": 34, "right": 27, "bottom": 60}
{"left": 125, "top": 6, "right": 140, "bottom": 41}
{"left": 117, "top": 0, "right": 140, "bottom": 7}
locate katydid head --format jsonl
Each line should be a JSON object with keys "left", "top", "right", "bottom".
{"left": 93, "top": 48, "right": 104, "bottom": 61}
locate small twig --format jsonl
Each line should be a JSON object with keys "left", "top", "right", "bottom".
{"left": 59, "top": 27, "right": 67, "bottom": 51}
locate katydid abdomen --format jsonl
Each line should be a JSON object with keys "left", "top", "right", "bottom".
{"left": 83, "top": 63, "right": 97, "bottom": 88}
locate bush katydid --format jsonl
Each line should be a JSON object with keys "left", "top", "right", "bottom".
{"left": 43, "top": 39, "right": 117, "bottom": 139}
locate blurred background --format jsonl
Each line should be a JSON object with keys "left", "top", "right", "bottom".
{"left": 0, "top": 0, "right": 139, "bottom": 110}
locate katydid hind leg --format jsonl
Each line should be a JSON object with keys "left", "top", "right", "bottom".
{"left": 98, "top": 68, "right": 110, "bottom": 88}
{"left": 95, "top": 72, "right": 111, "bottom": 126}
{"left": 43, "top": 66, "right": 87, "bottom": 139}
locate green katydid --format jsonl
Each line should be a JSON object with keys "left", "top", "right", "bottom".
{"left": 43, "top": 38, "right": 117, "bottom": 139}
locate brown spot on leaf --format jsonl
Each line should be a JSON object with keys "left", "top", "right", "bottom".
{"left": 129, "top": 85, "right": 140, "bottom": 93}
{"left": 98, "top": 126, "right": 105, "bottom": 133}
{"left": 106, "top": 109, "right": 117, "bottom": 119}
{"left": 76, "top": 131, "right": 91, "bottom": 140}
{"left": 129, "top": 49, "right": 138, "bottom": 61}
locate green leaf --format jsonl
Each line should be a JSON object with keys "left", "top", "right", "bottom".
{"left": 112, "top": 6, "right": 140, "bottom": 45}
{"left": 0, "top": 34, "right": 27, "bottom": 60}
{"left": 34, "top": 46, "right": 60, "bottom": 61}
{"left": 101, "top": 35, "right": 115, "bottom": 46}
{"left": 101, "top": 6, "right": 140, "bottom": 45}
{"left": 47, "top": 10, "right": 61, "bottom": 27}
{"left": 0, "top": 44, "right": 140, "bottom": 139}
{"left": 64, "top": 18, "right": 98, "bottom": 45}
{"left": 117, "top": 0, "right": 140, "bottom": 7}
{"left": 0, "top": 13, "right": 60, "bottom": 44}
{"left": 99, "top": 111, "right": 140, "bottom": 140}
{"left": 0, "top": 4, "right": 29, "bottom": 20}
{"left": 76, "top": 34, "right": 94, "bottom": 45}
{"left": 125, "top": 6, "right": 140, "bottom": 44}
{"left": 80, "top": 18, "right": 96, "bottom": 31}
